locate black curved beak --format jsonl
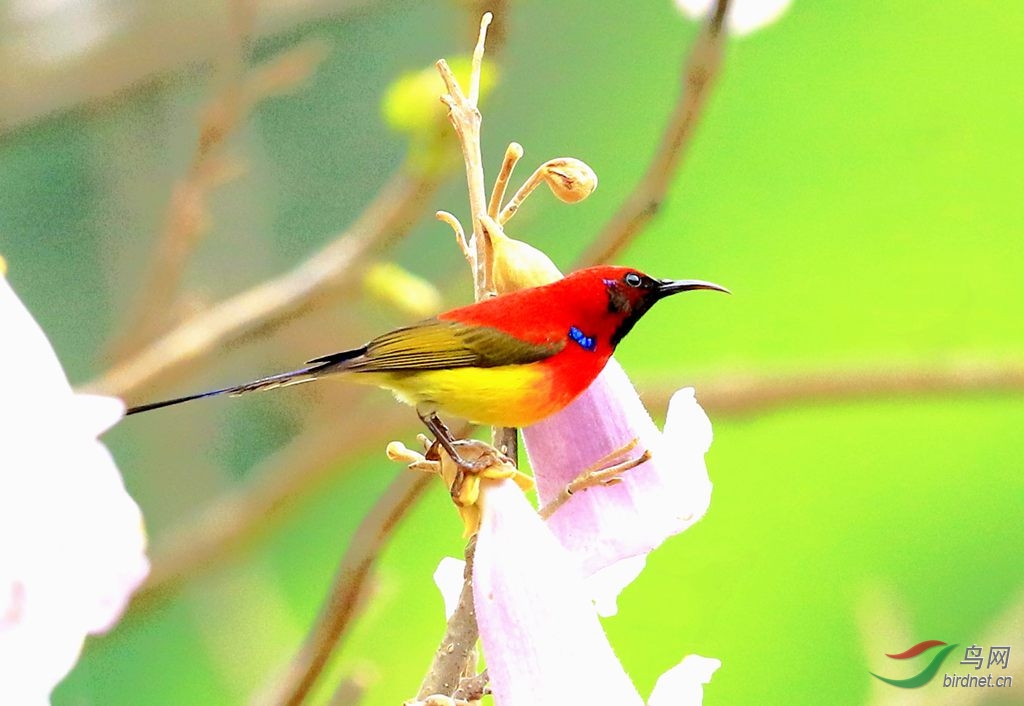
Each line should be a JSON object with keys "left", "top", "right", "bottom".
{"left": 654, "top": 278, "right": 731, "bottom": 299}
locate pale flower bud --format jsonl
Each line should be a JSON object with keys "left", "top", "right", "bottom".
{"left": 490, "top": 230, "right": 563, "bottom": 294}
{"left": 385, "top": 440, "right": 425, "bottom": 465}
{"left": 363, "top": 262, "right": 442, "bottom": 318}
{"left": 542, "top": 158, "right": 598, "bottom": 204}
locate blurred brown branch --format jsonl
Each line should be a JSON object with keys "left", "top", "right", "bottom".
{"left": 130, "top": 401, "right": 412, "bottom": 609}
{"left": 327, "top": 674, "right": 368, "bottom": 706}
{"left": 110, "top": 25, "right": 328, "bottom": 358}
{"left": 0, "top": 0, "right": 372, "bottom": 133}
{"left": 650, "top": 357, "right": 1024, "bottom": 416}
{"left": 252, "top": 469, "right": 433, "bottom": 706}
{"left": 84, "top": 169, "right": 440, "bottom": 401}
{"left": 576, "top": 0, "right": 730, "bottom": 267}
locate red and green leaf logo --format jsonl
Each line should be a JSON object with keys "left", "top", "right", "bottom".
{"left": 870, "top": 640, "right": 959, "bottom": 688}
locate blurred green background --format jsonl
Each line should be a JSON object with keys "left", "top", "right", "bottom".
{"left": 2, "top": 0, "right": 1022, "bottom": 704}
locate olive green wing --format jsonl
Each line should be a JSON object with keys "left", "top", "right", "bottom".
{"left": 307, "top": 319, "right": 564, "bottom": 373}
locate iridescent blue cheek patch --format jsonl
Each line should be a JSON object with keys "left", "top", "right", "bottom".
{"left": 568, "top": 325, "right": 597, "bottom": 352}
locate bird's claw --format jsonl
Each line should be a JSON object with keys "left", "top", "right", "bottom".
{"left": 450, "top": 439, "right": 511, "bottom": 472}
{"left": 425, "top": 438, "right": 513, "bottom": 498}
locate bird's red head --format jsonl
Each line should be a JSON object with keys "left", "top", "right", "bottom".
{"left": 438, "top": 265, "right": 728, "bottom": 366}
{"left": 546, "top": 265, "right": 729, "bottom": 352}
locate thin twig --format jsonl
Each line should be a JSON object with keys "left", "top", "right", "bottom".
{"left": 252, "top": 470, "right": 434, "bottom": 706}
{"left": 436, "top": 210, "right": 472, "bottom": 264}
{"left": 539, "top": 449, "right": 651, "bottom": 520}
{"left": 467, "top": 0, "right": 508, "bottom": 52}
{"left": 84, "top": 170, "right": 439, "bottom": 401}
{"left": 487, "top": 143, "right": 523, "bottom": 218}
{"left": 646, "top": 357, "right": 1024, "bottom": 417}
{"left": 435, "top": 14, "right": 517, "bottom": 459}
{"left": 109, "top": 31, "right": 327, "bottom": 360}
{"left": 443, "top": 18, "right": 520, "bottom": 467}
{"left": 109, "top": 60, "right": 247, "bottom": 357}
{"left": 575, "top": 0, "right": 731, "bottom": 267}
{"left": 129, "top": 402, "right": 412, "bottom": 609}
{"left": 497, "top": 161, "right": 548, "bottom": 225}
{"left": 416, "top": 538, "right": 480, "bottom": 700}
{"left": 436, "top": 13, "right": 494, "bottom": 300}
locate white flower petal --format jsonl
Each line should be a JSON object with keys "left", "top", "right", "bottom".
{"left": 652, "top": 387, "right": 714, "bottom": 536}
{"left": 647, "top": 654, "right": 721, "bottom": 706}
{"left": 432, "top": 557, "right": 466, "bottom": 621}
{"left": 0, "top": 272, "right": 148, "bottom": 704}
{"left": 523, "top": 361, "right": 714, "bottom": 605}
{"left": 473, "top": 480, "right": 644, "bottom": 706}
{"left": 0, "top": 276, "right": 73, "bottom": 406}
{"left": 72, "top": 394, "right": 126, "bottom": 436}
{"left": 585, "top": 554, "right": 648, "bottom": 618}
{"left": 674, "top": 0, "right": 792, "bottom": 35}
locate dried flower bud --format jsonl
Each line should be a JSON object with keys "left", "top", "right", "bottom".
{"left": 385, "top": 440, "right": 423, "bottom": 464}
{"left": 543, "top": 157, "right": 598, "bottom": 204}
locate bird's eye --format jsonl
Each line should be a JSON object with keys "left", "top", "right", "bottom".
{"left": 624, "top": 272, "right": 643, "bottom": 288}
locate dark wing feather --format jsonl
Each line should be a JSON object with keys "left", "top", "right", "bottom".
{"left": 310, "top": 318, "right": 563, "bottom": 373}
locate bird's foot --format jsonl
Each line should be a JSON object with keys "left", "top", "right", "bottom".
{"left": 449, "top": 439, "right": 512, "bottom": 473}
{"left": 388, "top": 433, "right": 533, "bottom": 536}
{"left": 427, "top": 438, "right": 514, "bottom": 499}
{"left": 416, "top": 409, "right": 515, "bottom": 497}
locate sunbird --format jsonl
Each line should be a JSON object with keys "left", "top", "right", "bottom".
{"left": 128, "top": 266, "right": 727, "bottom": 462}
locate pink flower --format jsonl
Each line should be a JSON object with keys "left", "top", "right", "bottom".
{"left": 523, "top": 358, "right": 713, "bottom": 614}
{"left": 430, "top": 357, "right": 718, "bottom": 704}
{"left": 0, "top": 270, "right": 149, "bottom": 705}
{"left": 449, "top": 478, "right": 719, "bottom": 706}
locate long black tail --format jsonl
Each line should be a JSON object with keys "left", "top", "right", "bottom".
{"left": 126, "top": 346, "right": 366, "bottom": 415}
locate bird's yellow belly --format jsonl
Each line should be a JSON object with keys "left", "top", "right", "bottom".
{"left": 358, "top": 365, "right": 565, "bottom": 428}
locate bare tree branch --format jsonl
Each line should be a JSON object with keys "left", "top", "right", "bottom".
{"left": 576, "top": 0, "right": 731, "bottom": 267}
{"left": 85, "top": 170, "right": 440, "bottom": 401}
{"left": 252, "top": 470, "right": 434, "bottom": 706}
{"left": 647, "top": 358, "right": 1024, "bottom": 416}
{"left": 109, "top": 39, "right": 328, "bottom": 359}
{"left": 416, "top": 538, "right": 479, "bottom": 700}
{"left": 130, "top": 402, "right": 413, "bottom": 609}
